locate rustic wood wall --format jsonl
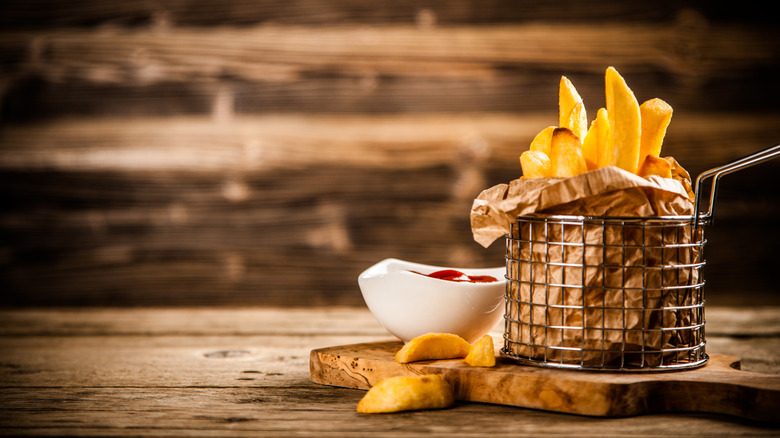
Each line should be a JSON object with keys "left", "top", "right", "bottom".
{"left": 1, "top": 1, "right": 779, "bottom": 307}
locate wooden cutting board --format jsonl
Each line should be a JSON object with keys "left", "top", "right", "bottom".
{"left": 309, "top": 340, "right": 780, "bottom": 422}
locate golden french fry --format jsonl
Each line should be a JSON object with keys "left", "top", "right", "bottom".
{"left": 638, "top": 154, "right": 673, "bottom": 179}
{"left": 357, "top": 374, "right": 454, "bottom": 414}
{"left": 583, "top": 107, "right": 609, "bottom": 171}
{"left": 520, "top": 150, "right": 552, "bottom": 178}
{"left": 562, "top": 102, "right": 588, "bottom": 143}
{"left": 464, "top": 334, "right": 496, "bottom": 367}
{"left": 559, "top": 76, "right": 588, "bottom": 141}
{"left": 550, "top": 128, "right": 588, "bottom": 177}
{"left": 605, "top": 67, "right": 642, "bottom": 174}
{"left": 558, "top": 76, "right": 580, "bottom": 121}
{"left": 395, "top": 333, "right": 471, "bottom": 364}
{"left": 664, "top": 156, "right": 695, "bottom": 200}
{"left": 529, "top": 125, "right": 555, "bottom": 156}
{"left": 639, "top": 98, "right": 673, "bottom": 159}
{"left": 593, "top": 108, "right": 611, "bottom": 169}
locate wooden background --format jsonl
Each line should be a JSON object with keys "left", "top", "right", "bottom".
{"left": 1, "top": 1, "right": 779, "bottom": 308}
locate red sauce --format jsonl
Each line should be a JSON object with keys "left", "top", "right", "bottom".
{"left": 410, "top": 269, "right": 498, "bottom": 283}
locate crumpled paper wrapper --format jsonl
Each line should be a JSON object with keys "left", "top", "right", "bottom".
{"left": 471, "top": 164, "right": 694, "bottom": 248}
{"left": 471, "top": 164, "right": 706, "bottom": 369}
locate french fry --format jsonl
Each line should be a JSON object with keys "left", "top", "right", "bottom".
{"left": 583, "top": 107, "right": 609, "bottom": 171}
{"left": 520, "top": 150, "right": 552, "bottom": 178}
{"left": 395, "top": 333, "right": 471, "bottom": 364}
{"left": 665, "top": 156, "right": 695, "bottom": 199}
{"left": 559, "top": 76, "right": 588, "bottom": 141}
{"left": 357, "top": 374, "right": 454, "bottom": 414}
{"left": 605, "top": 66, "right": 642, "bottom": 174}
{"left": 521, "top": 68, "right": 676, "bottom": 179}
{"left": 464, "top": 334, "right": 496, "bottom": 367}
{"left": 639, "top": 98, "right": 673, "bottom": 160}
{"left": 638, "top": 154, "right": 673, "bottom": 179}
{"left": 529, "top": 125, "right": 555, "bottom": 156}
{"left": 561, "top": 102, "right": 588, "bottom": 144}
{"left": 550, "top": 128, "right": 588, "bottom": 177}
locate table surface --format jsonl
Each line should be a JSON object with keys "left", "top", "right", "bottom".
{"left": 1, "top": 306, "right": 778, "bottom": 437}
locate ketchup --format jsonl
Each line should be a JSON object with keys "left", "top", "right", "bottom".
{"left": 410, "top": 269, "right": 498, "bottom": 283}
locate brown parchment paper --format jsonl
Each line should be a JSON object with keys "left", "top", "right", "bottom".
{"left": 470, "top": 165, "right": 694, "bottom": 248}
{"left": 471, "top": 165, "right": 705, "bottom": 368}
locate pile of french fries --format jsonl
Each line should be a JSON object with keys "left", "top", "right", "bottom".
{"left": 520, "top": 67, "right": 674, "bottom": 179}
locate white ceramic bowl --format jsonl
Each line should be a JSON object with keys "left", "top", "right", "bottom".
{"left": 358, "top": 258, "right": 506, "bottom": 343}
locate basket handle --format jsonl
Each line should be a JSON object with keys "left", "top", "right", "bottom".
{"left": 693, "top": 144, "right": 780, "bottom": 224}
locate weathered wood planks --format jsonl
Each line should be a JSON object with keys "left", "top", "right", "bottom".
{"left": 1, "top": 115, "right": 779, "bottom": 171}
{"left": 2, "top": 24, "right": 780, "bottom": 117}
{"left": 1, "top": 115, "right": 778, "bottom": 306}
{"left": 311, "top": 343, "right": 780, "bottom": 421}
{"left": 3, "top": 0, "right": 771, "bottom": 28}
{"left": 1, "top": 3, "right": 779, "bottom": 307}
{"left": 0, "top": 307, "right": 777, "bottom": 436}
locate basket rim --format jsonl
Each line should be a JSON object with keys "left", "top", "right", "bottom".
{"left": 516, "top": 213, "right": 708, "bottom": 223}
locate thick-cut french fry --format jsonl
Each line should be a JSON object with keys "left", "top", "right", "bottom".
{"left": 559, "top": 77, "right": 588, "bottom": 141}
{"left": 550, "top": 128, "right": 588, "bottom": 177}
{"left": 521, "top": 68, "right": 676, "bottom": 179}
{"left": 582, "top": 107, "right": 609, "bottom": 171}
{"left": 529, "top": 125, "right": 555, "bottom": 156}
{"left": 464, "top": 334, "right": 496, "bottom": 367}
{"left": 520, "top": 150, "right": 552, "bottom": 178}
{"left": 395, "top": 333, "right": 471, "bottom": 364}
{"left": 605, "top": 67, "right": 642, "bottom": 174}
{"left": 638, "top": 154, "right": 673, "bottom": 179}
{"left": 561, "top": 102, "right": 587, "bottom": 143}
{"left": 665, "top": 156, "right": 695, "bottom": 199}
{"left": 639, "top": 98, "right": 673, "bottom": 160}
{"left": 558, "top": 76, "right": 581, "bottom": 121}
{"left": 357, "top": 374, "right": 454, "bottom": 414}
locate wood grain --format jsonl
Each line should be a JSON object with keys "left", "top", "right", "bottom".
{"left": 1, "top": 305, "right": 775, "bottom": 337}
{"left": 2, "top": 24, "right": 775, "bottom": 81}
{"left": 3, "top": 387, "right": 777, "bottom": 437}
{"left": 1, "top": 115, "right": 778, "bottom": 307}
{"left": 3, "top": 22, "right": 780, "bottom": 120}
{"left": 310, "top": 341, "right": 780, "bottom": 421}
{"left": 0, "top": 307, "right": 778, "bottom": 436}
{"left": 1, "top": 2, "right": 779, "bottom": 308}
{"left": 2, "top": 115, "right": 779, "bottom": 171}
{"left": 2, "top": 0, "right": 769, "bottom": 28}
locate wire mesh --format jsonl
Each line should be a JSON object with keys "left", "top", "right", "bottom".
{"left": 502, "top": 215, "right": 708, "bottom": 372}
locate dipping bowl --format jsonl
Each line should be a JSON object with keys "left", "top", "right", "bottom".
{"left": 358, "top": 258, "right": 506, "bottom": 343}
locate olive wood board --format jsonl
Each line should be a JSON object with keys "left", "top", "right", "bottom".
{"left": 309, "top": 340, "right": 780, "bottom": 422}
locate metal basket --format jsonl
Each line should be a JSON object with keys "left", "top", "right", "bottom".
{"left": 501, "top": 144, "right": 780, "bottom": 372}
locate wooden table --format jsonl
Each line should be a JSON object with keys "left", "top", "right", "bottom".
{"left": 1, "top": 306, "right": 778, "bottom": 436}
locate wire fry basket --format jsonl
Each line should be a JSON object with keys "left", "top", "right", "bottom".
{"left": 501, "top": 145, "right": 780, "bottom": 372}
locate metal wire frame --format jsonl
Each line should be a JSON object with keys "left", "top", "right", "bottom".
{"left": 500, "top": 145, "right": 779, "bottom": 371}
{"left": 502, "top": 214, "right": 709, "bottom": 372}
